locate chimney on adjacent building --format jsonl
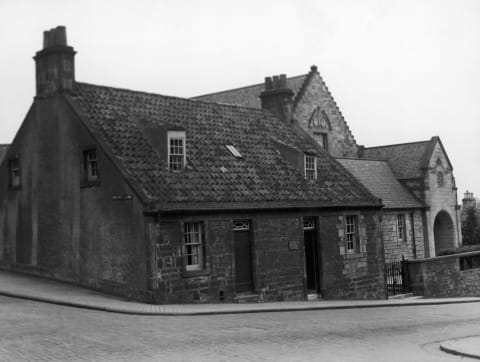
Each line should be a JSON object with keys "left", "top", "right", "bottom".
{"left": 33, "top": 26, "right": 76, "bottom": 96}
{"left": 260, "top": 74, "right": 294, "bottom": 123}
{"left": 462, "top": 191, "right": 477, "bottom": 209}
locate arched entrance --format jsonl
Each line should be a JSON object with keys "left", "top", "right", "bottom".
{"left": 433, "top": 210, "right": 455, "bottom": 254}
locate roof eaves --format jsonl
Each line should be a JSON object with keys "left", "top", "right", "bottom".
{"left": 147, "top": 200, "right": 384, "bottom": 213}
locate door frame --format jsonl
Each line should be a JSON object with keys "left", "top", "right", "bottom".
{"left": 232, "top": 219, "right": 255, "bottom": 294}
{"left": 303, "top": 216, "right": 322, "bottom": 296}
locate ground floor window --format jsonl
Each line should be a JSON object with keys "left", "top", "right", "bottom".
{"left": 345, "top": 215, "right": 358, "bottom": 252}
{"left": 184, "top": 222, "right": 203, "bottom": 271}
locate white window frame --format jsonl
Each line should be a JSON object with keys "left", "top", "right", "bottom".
{"left": 345, "top": 215, "right": 358, "bottom": 253}
{"left": 304, "top": 154, "right": 317, "bottom": 180}
{"left": 184, "top": 222, "right": 203, "bottom": 271}
{"left": 168, "top": 131, "right": 186, "bottom": 171}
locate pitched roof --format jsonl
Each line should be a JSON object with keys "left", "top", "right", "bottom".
{"left": 360, "top": 139, "right": 435, "bottom": 179}
{"left": 337, "top": 158, "right": 424, "bottom": 209}
{"left": 67, "top": 82, "right": 380, "bottom": 211}
{"left": 192, "top": 74, "right": 308, "bottom": 108}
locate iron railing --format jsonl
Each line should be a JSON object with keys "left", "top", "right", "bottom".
{"left": 385, "top": 257, "right": 410, "bottom": 296}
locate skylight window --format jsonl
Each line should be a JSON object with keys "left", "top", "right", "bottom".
{"left": 225, "top": 145, "right": 242, "bottom": 158}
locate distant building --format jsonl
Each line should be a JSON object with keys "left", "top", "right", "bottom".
{"left": 462, "top": 191, "right": 480, "bottom": 210}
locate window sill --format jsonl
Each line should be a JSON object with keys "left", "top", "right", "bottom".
{"left": 80, "top": 180, "right": 100, "bottom": 188}
{"left": 182, "top": 269, "right": 211, "bottom": 278}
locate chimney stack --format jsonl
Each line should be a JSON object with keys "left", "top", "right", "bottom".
{"left": 260, "top": 73, "right": 294, "bottom": 123}
{"left": 462, "top": 191, "right": 477, "bottom": 209}
{"left": 34, "top": 26, "right": 76, "bottom": 96}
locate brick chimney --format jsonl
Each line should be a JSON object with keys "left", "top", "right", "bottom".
{"left": 260, "top": 74, "right": 294, "bottom": 123}
{"left": 34, "top": 26, "right": 76, "bottom": 96}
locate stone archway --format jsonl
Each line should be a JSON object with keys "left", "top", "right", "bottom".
{"left": 433, "top": 210, "right": 455, "bottom": 254}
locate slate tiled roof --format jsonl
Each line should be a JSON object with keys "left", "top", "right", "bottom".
{"left": 68, "top": 82, "right": 380, "bottom": 211}
{"left": 337, "top": 158, "right": 424, "bottom": 209}
{"left": 360, "top": 140, "right": 435, "bottom": 179}
{"left": 0, "top": 144, "right": 9, "bottom": 163}
{"left": 192, "top": 75, "right": 307, "bottom": 109}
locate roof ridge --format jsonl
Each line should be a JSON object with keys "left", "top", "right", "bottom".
{"left": 191, "top": 74, "right": 308, "bottom": 99}
{"left": 74, "top": 81, "right": 269, "bottom": 114}
{"left": 364, "top": 139, "right": 431, "bottom": 149}
{"left": 336, "top": 156, "right": 389, "bottom": 163}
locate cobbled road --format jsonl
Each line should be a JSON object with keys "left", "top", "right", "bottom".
{"left": 1, "top": 296, "right": 480, "bottom": 361}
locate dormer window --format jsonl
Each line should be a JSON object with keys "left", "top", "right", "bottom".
{"left": 168, "top": 131, "right": 186, "bottom": 171}
{"left": 8, "top": 157, "right": 21, "bottom": 189}
{"left": 304, "top": 154, "right": 317, "bottom": 180}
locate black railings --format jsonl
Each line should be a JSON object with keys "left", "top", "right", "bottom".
{"left": 384, "top": 257, "right": 410, "bottom": 296}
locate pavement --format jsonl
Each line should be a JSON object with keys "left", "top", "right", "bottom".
{"left": 1, "top": 270, "right": 480, "bottom": 358}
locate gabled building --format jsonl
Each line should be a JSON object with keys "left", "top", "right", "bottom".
{"left": 360, "top": 138, "right": 462, "bottom": 256}
{"left": 0, "top": 27, "right": 387, "bottom": 303}
{"left": 196, "top": 67, "right": 462, "bottom": 259}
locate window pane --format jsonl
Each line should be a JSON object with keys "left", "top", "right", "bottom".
{"left": 184, "top": 222, "right": 203, "bottom": 270}
{"left": 305, "top": 155, "right": 317, "bottom": 180}
{"left": 168, "top": 134, "right": 185, "bottom": 171}
{"left": 346, "top": 216, "right": 357, "bottom": 251}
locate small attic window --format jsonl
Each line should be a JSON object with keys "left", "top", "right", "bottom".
{"left": 304, "top": 154, "right": 317, "bottom": 180}
{"left": 8, "top": 156, "right": 21, "bottom": 189}
{"left": 225, "top": 145, "right": 242, "bottom": 158}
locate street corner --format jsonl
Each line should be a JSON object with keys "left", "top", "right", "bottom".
{"left": 440, "top": 336, "right": 480, "bottom": 359}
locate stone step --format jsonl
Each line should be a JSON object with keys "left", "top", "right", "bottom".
{"left": 307, "top": 293, "right": 321, "bottom": 301}
{"left": 233, "top": 293, "right": 259, "bottom": 303}
{"left": 388, "top": 293, "right": 422, "bottom": 300}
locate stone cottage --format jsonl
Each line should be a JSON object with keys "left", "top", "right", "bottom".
{"left": 0, "top": 27, "right": 387, "bottom": 303}
{"left": 196, "top": 67, "right": 462, "bottom": 260}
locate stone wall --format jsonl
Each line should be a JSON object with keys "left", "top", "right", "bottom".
{"left": 407, "top": 251, "right": 480, "bottom": 297}
{"left": 152, "top": 209, "right": 387, "bottom": 304}
{"left": 0, "top": 95, "right": 149, "bottom": 301}
{"left": 383, "top": 211, "right": 425, "bottom": 262}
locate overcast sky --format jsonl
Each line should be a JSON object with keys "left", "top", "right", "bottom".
{"left": 1, "top": 0, "right": 479, "bottom": 199}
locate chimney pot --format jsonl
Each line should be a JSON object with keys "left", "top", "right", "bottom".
{"left": 310, "top": 65, "right": 318, "bottom": 72}
{"left": 273, "top": 75, "right": 280, "bottom": 89}
{"left": 279, "top": 74, "right": 287, "bottom": 88}
{"left": 54, "top": 26, "right": 67, "bottom": 46}
{"left": 265, "top": 77, "right": 273, "bottom": 90}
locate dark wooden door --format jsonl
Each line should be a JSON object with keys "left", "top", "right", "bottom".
{"left": 234, "top": 230, "right": 253, "bottom": 293}
{"left": 304, "top": 229, "right": 320, "bottom": 292}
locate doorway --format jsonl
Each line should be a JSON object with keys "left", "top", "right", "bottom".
{"left": 304, "top": 218, "right": 321, "bottom": 296}
{"left": 233, "top": 220, "right": 253, "bottom": 293}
